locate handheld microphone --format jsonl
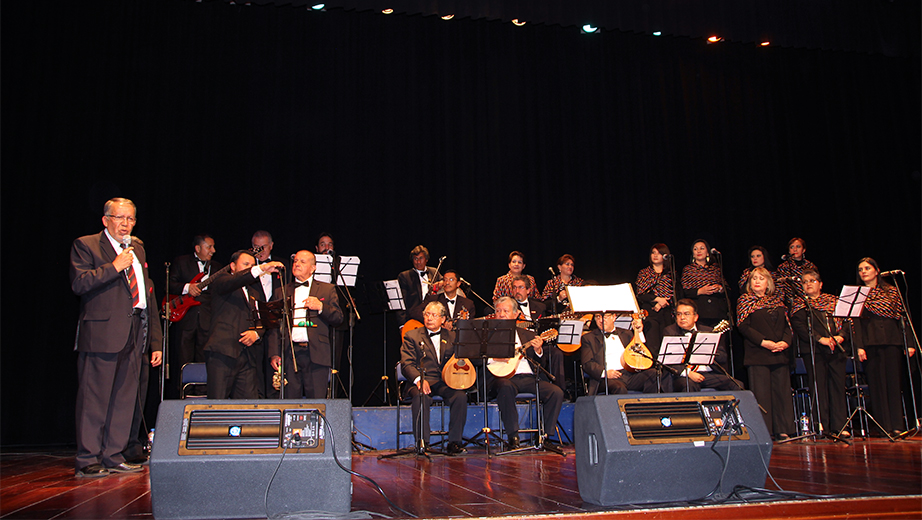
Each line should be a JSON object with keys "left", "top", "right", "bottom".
{"left": 121, "top": 235, "right": 132, "bottom": 249}
{"left": 880, "top": 270, "right": 904, "bottom": 277}
{"left": 548, "top": 266, "right": 556, "bottom": 276}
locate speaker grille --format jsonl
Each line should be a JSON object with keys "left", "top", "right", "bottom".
{"left": 617, "top": 395, "right": 750, "bottom": 445}
{"left": 185, "top": 409, "right": 282, "bottom": 450}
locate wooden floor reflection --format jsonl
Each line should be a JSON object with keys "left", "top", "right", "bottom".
{"left": 2, "top": 437, "right": 920, "bottom": 519}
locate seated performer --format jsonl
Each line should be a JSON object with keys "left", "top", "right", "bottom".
{"left": 511, "top": 275, "right": 546, "bottom": 322}
{"left": 581, "top": 312, "right": 670, "bottom": 395}
{"left": 666, "top": 299, "right": 742, "bottom": 392}
{"left": 269, "top": 250, "right": 343, "bottom": 399}
{"left": 487, "top": 297, "right": 564, "bottom": 448}
{"left": 204, "top": 250, "right": 283, "bottom": 399}
{"left": 399, "top": 301, "right": 468, "bottom": 455}
{"left": 397, "top": 245, "right": 441, "bottom": 327}
{"left": 409, "top": 269, "right": 476, "bottom": 328}
{"left": 790, "top": 269, "right": 848, "bottom": 436}
{"left": 493, "top": 251, "right": 538, "bottom": 301}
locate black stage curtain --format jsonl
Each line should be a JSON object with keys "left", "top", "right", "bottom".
{"left": 2, "top": 0, "right": 919, "bottom": 446}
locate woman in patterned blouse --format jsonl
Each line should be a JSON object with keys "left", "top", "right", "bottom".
{"left": 777, "top": 237, "right": 818, "bottom": 308}
{"left": 738, "top": 267, "right": 795, "bottom": 440}
{"left": 855, "top": 257, "right": 914, "bottom": 436}
{"left": 739, "top": 245, "right": 775, "bottom": 291}
{"left": 636, "top": 244, "right": 675, "bottom": 345}
{"left": 680, "top": 239, "right": 728, "bottom": 327}
{"left": 540, "top": 254, "right": 584, "bottom": 312}
{"left": 493, "top": 251, "right": 537, "bottom": 302}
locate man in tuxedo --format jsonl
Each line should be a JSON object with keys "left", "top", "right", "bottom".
{"left": 166, "top": 234, "right": 221, "bottom": 396}
{"left": 251, "top": 230, "right": 287, "bottom": 397}
{"left": 409, "top": 269, "right": 476, "bottom": 329}
{"left": 487, "top": 297, "right": 563, "bottom": 449}
{"left": 397, "top": 245, "right": 441, "bottom": 327}
{"left": 269, "top": 250, "right": 343, "bottom": 399}
{"left": 204, "top": 250, "right": 284, "bottom": 399}
{"left": 667, "top": 299, "right": 740, "bottom": 392}
{"left": 580, "top": 312, "right": 669, "bottom": 395}
{"left": 400, "top": 301, "right": 468, "bottom": 454}
{"left": 511, "top": 275, "right": 546, "bottom": 322}
{"left": 69, "top": 198, "right": 163, "bottom": 477}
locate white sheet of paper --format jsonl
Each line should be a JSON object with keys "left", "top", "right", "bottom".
{"left": 836, "top": 285, "right": 869, "bottom": 318}
{"left": 557, "top": 320, "right": 586, "bottom": 344}
{"left": 383, "top": 279, "right": 405, "bottom": 311}
{"left": 314, "top": 254, "right": 360, "bottom": 286}
{"left": 568, "top": 284, "right": 639, "bottom": 314}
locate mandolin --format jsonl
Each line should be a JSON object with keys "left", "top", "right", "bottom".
{"left": 441, "top": 307, "right": 476, "bottom": 389}
{"left": 619, "top": 311, "right": 653, "bottom": 372}
{"left": 487, "top": 328, "right": 559, "bottom": 378}
{"left": 551, "top": 311, "right": 595, "bottom": 353}
{"left": 162, "top": 245, "right": 263, "bottom": 322}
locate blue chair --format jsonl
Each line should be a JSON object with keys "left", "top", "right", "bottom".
{"left": 395, "top": 363, "right": 446, "bottom": 448}
{"left": 792, "top": 357, "right": 813, "bottom": 421}
{"left": 180, "top": 362, "right": 207, "bottom": 399}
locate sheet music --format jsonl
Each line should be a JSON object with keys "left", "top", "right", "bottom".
{"left": 557, "top": 320, "right": 586, "bottom": 345}
{"left": 568, "top": 284, "right": 639, "bottom": 314}
{"left": 383, "top": 279, "right": 405, "bottom": 311}
{"left": 315, "top": 254, "right": 360, "bottom": 286}
{"left": 836, "top": 285, "right": 869, "bottom": 318}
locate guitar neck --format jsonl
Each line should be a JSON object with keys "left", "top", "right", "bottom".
{"left": 195, "top": 263, "right": 232, "bottom": 290}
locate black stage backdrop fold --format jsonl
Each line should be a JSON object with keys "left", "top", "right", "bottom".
{"left": 2, "top": 0, "right": 919, "bottom": 446}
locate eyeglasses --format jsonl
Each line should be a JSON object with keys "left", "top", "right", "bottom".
{"left": 423, "top": 312, "right": 443, "bottom": 318}
{"left": 106, "top": 215, "right": 136, "bottom": 223}
{"left": 676, "top": 312, "right": 696, "bottom": 317}
{"left": 802, "top": 279, "right": 820, "bottom": 284}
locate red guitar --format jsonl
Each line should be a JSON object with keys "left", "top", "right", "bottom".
{"left": 163, "top": 245, "right": 263, "bottom": 322}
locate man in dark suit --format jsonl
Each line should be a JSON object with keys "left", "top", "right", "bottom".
{"left": 166, "top": 234, "right": 222, "bottom": 396}
{"left": 667, "top": 299, "right": 740, "bottom": 392}
{"left": 251, "top": 230, "right": 288, "bottom": 397}
{"left": 487, "top": 297, "right": 563, "bottom": 449}
{"left": 204, "top": 250, "right": 284, "bottom": 399}
{"left": 511, "top": 275, "right": 546, "bottom": 322}
{"left": 408, "top": 269, "right": 476, "bottom": 327}
{"left": 69, "top": 198, "right": 163, "bottom": 477}
{"left": 581, "top": 312, "right": 669, "bottom": 395}
{"left": 397, "top": 245, "right": 441, "bottom": 327}
{"left": 400, "top": 301, "right": 468, "bottom": 455}
{"left": 269, "top": 250, "right": 343, "bottom": 399}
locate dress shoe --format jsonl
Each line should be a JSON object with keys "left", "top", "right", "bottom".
{"left": 774, "top": 433, "right": 790, "bottom": 442}
{"left": 838, "top": 430, "right": 852, "bottom": 439}
{"left": 75, "top": 464, "right": 109, "bottom": 478}
{"left": 445, "top": 442, "right": 467, "bottom": 456}
{"left": 106, "top": 462, "right": 143, "bottom": 474}
{"left": 125, "top": 455, "right": 149, "bottom": 466}
{"left": 507, "top": 435, "right": 520, "bottom": 449}
{"left": 891, "top": 430, "right": 905, "bottom": 438}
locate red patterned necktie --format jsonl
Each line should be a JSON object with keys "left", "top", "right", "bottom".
{"left": 121, "top": 243, "right": 140, "bottom": 307}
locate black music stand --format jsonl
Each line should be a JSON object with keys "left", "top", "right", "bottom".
{"left": 658, "top": 333, "right": 718, "bottom": 392}
{"left": 454, "top": 319, "right": 516, "bottom": 456}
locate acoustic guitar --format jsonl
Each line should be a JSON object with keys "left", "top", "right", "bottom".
{"left": 487, "top": 328, "right": 559, "bottom": 378}
{"left": 162, "top": 245, "right": 263, "bottom": 322}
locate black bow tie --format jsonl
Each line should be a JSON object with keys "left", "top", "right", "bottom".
{"left": 604, "top": 330, "right": 617, "bottom": 338}
{"left": 428, "top": 330, "right": 441, "bottom": 338}
{"left": 418, "top": 271, "right": 428, "bottom": 278}
{"left": 294, "top": 280, "right": 310, "bottom": 288}
{"left": 446, "top": 299, "right": 455, "bottom": 305}
{"left": 518, "top": 301, "right": 529, "bottom": 308}
{"left": 258, "top": 258, "right": 270, "bottom": 264}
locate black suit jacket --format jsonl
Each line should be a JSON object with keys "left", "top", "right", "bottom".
{"left": 662, "top": 323, "right": 729, "bottom": 369}
{"left": 516, "top": 298, "right": 546, "bottom": 322}
{"left": 168, "top": 253, "right": 224, "bottom": 330}
{"left": 739, "top": 307, "right": 793, "bottom": 366}
{"left": 70, "top": 231, "right": 162, "bottom": 353}
{"left": 580, "top": 328, "right": 634, "bottom": 384}
{"left": 397, "top": 266, "right": 441, "bottom": 324}
{"left": 204, "top": 268, "right": 267, "bottom": 358}
{"left": 400, "top": 327, "right": 457, "bottom": 385}
{"left": 269, "top": 279, "right": 344, "bottom": 367}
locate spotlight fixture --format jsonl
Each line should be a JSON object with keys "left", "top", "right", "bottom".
{"left": 760, "top": 41, "right": 770, "bottom": 46}
{"left": 441, "top": 14, "right": 454, "bottom": 20}
{"left": 707, "top": 35, "right": 723, "bottom": 43}
{"left": 382, "top": 8, "right": 393, "bottom": 14}
{"left": 581, "top": 24, "right": 599, "bottom": 34}
{"left": 512, "top": 19, "right": 526, "bottom": 26}
{"left": 310, "top": 3, "right": 325, "bottom": 10}
{"left": 653, "top": 31, "right": 662, "bottom": 36}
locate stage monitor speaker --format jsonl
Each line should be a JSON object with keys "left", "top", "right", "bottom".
{"left": 574, "top": 391, "right": 771, "bottom": 506}
{"left": 150, "top": 399, "right": 352, "bottom": 520}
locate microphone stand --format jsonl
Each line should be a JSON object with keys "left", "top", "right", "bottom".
{"left": 160, "top": 262, "right": 171, "bottom": 402}
{"left": 461, "top": 279, "right": 495, "bottom": 313}
{"left": 712, "top": 250, "right": 736, "bottom": 378}
{"left": 276, "top": 271, "right": 292, "bottom": 401}
{"left": 837, "top": 318, "right": 894, "bottom": 440}
{"left": 888, "top": 272, "right": 921, "bottom": 440}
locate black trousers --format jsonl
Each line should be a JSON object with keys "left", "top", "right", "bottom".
{"left": 282, "top": 343, "right": 329, "bottom": 399}
{"left": 405, "top": 380, "right": 467, "bottom": 444}
{"left": 205, "top": 347, "right": 259, "bottom": 399}
{"left": 490, "top": 374, "right": 563, "bottom": 438}
{"left": 748, "top": 364, "right": 795, "bottom": 436}
{"left": 800, "top": 345, "right": 848, "bottom": 433}
{"left": 864, "top": 344, "right": 905, "bottom": 432}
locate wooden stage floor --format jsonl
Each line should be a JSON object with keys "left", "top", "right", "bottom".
{"left": 2, "top": 437, "right": 920, "bottom": 520}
